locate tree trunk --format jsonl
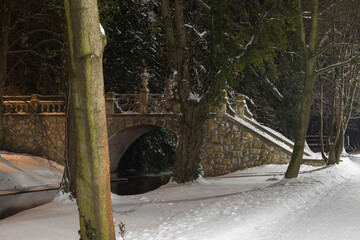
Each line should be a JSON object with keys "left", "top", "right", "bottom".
{"left": 319, "top": 83, "right": 328, "bottom": 163}
{"left": 64, "top": 0, "right": 115, "bottom": 239}
{"left": 161, "top": 0, "right": 207, "bottom": 182}
{"left": 285, "top": 56, "right": 316, "bottom": 178}
{"left": 0, "top": 6, "right": 10, "bottom": 148}
{"left": 62, "top": 95, "right": 77, "bottom": 197}
{"left": 326, "top": 93, "right": 337, "bottom": 164}
{"left": 285, "top": 0, "right": 319, "bottom": 178}
{"left": 335, "top": 126, "right": 344, "bottom": 164}
{"left": 173, "top": 98, "right": 208, "bottom": 182}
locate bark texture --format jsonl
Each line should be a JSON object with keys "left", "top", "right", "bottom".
{"left": 62, "top": 96, "right": 77, "bottom": 197}
{"left": 0, "top": 4, "right": 10, "bottom": 148}
{"left": 285, "top": 0, "right": 319, "bottom": 178}
{"left": 162, "top": 0, "right": 209, "bottom": 182}
{"left": 64, "top": 0, "right": 115, "bottom": 239}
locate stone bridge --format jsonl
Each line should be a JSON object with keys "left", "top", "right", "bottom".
{"left": 1, "top": 90, "right": 323, "bottom": 177}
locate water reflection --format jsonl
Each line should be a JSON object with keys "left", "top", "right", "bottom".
{"left": 111, "top": 172, "right": 172, "bottom": 195}
{"left": 0, "top": 189, "right": 58, "bottom": 220}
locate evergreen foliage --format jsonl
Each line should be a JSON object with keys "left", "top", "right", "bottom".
{"left": 119, "top": 128, "right": 176, "bottom": 174}
{"left": 1, "top": 0, "right": 66, "bottom": 95}
{"left": 99, "top": 0, "right": 168, "bottom": 94}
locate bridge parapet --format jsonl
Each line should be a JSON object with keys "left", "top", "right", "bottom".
{"left": 3, "top": 94, "right": 66, "bottom": 115}
{"left": 105, "top": 92, "right": 175, "bottom": 115}
{"left": 1, "top": 87, "right": 324, "bottom": 176}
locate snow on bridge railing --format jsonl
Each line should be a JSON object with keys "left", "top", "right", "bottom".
{"left": 105, "top": 92, "right": 175, "bottom": 114}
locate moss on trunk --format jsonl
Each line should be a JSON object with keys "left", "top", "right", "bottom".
{"left": 64, "top": 0, "right": 115, "bottom": 239}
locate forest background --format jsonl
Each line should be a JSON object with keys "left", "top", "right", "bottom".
{"left": 1, "top": 0, "right": 360, "bottom": 181}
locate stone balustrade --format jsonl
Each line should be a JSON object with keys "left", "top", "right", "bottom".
{"left": 2, "top": 94, "right": 66, "bottom": 114}
{"left": 1, "top": 89, "right": 324, "bottom": 175}
{"left": 3, "top": 70, "right": 322, "bottom": 174}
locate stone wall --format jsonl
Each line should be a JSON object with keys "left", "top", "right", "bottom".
{"left": 3, "top": 114, "right": 66, "bottom": 164}
{"left": 106, "top": 114, "right": 180, "bottom": 172}
{"left": 200, "top": 114, "right": 292, "bottom": 176}
{"left": 2, "top": 112, "right": 320, "bottom": 176}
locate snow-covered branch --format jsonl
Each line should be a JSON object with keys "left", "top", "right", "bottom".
{"left": 195, "top": 0, "right": 210, "bottom": 10}
{"left": 315, "top": 51, "right": 360, "bottom": 77}
{"left": 284, "top": 51, "right": 304, "bottom": 59}
{"left": 265, "top": 77, "right": 284, "bottom": 101}
{"left": 184, "top": 24, "right": 207, "bottom": 38}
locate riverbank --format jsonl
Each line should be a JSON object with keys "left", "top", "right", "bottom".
{"left": 0, "top": 151, "right": 63, "bottom": 219}
{"left": 0, "top": 151, "right": 63, "bottom": 194}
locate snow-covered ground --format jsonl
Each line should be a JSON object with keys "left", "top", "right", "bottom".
{"left": 0, "top": 151, "right": 63, "bottom": 194}
{"left": 1, "top": 153, "right": 360, "bottom": 240}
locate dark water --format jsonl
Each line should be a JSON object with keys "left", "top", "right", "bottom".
{"left": 0, "top": 189, "right": 58, "bottom": 220}
{"left": 111, "top": 172, "right": 172, "bottom": 195}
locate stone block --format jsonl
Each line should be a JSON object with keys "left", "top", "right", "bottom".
{"left": 222, "top": 159, "right": 231, "bottom": 165}
{"left": 231, "top": 137, "right": 241, "bottom": 144}
{"left": 211, "top": 135, "right": 218, "bottom": 143}
{"left": 247, "top": 161, "right": 255, "bottom": 167}
{"left": 216, "top": 152, "right": 224, "bottom": 158}
{"left": 250, "top": 148, "right": 260, "bottom": 154}
{"left": 232, "top": 125, "right": 239, "bottom": 131}
{"left": 215, "top": 146, "right": 223, "bottom": 152}
{"left": 231, "top": 157, "right": 239, "bottom": 164}
{"left": 240, "top": 163, "right": 247, "bottom": 170}
{"left": 246, "top": 132, "right": 253, "bottom": 138}
{"left": 235, "top": 145, "right": 243, "bottom": 151}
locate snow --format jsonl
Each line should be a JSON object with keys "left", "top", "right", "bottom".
{"left": 1, "top": 152, "right": 360, "bottom": 240}
{"left": 265, "top": 77, "right": 284, "bottom": 99}
{"left": 188, "top": 92, "right": 203, "bottom": 103}
{"left": 184, "top": 24, "right": 207, "bottom": 38}
{"left": 233, "top": 115, "right": 320, "bottom": 160}
{"left": 231, "top": 114, "right": 322, "bottom": 160}
{"left": 100, "top": 23, "right": 105, "bottom": 36}
{"left": 0, "top": 151, "right": 63, "bottom": 191}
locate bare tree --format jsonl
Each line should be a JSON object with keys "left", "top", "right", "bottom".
{"left": 317, "top": 0, "right": 360, "bottom": 164}
{"left": 285, "top": 0, "right": 360, "bottom": 178}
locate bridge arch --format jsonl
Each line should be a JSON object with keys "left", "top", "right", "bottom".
{"left": 107, "top": 114, "right": 180, "bottom": 173}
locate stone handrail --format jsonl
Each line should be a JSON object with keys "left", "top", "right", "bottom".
{"left": 147, "top": 94, "right": 173, "bottom": 113}
{"left": 105, "top": 92, "right": 174, "bottom": 114}
{"left": 2, "top": 89, "right": 253, "bottom": 118}
{"left": 2, "top": 92, "right": 251, "bottom": 117}
{"left": 2, "top": 94, "right": 66, "bottom": 114}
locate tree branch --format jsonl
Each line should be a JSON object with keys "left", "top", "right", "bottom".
{"left": 297, "top": 0, "right": 308, "bottom": 55}
{"left": 315, "top": 51, "right": 360, "bottom": 77}
{"left": 195, "top": 0, "right": 210, "bottom": 10}
{"left": 313, "top": 42, "right": 359, "bottom": 58}
{"left": 8, "top": 29, "right": 62, "bottom": 50}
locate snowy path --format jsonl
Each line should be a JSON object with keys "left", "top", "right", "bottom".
{"left": 260, "top": 156, "right": 360, "bottom": 240}
{"left": 1, "top": 156, "right": 360, "bottom": 240}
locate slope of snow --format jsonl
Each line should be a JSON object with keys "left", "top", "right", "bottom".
{"left": 1, "top": 156, "right": 360, "bottom": 240}
{"left": 0, "top": 151, "right": 63, "bottom": 192}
